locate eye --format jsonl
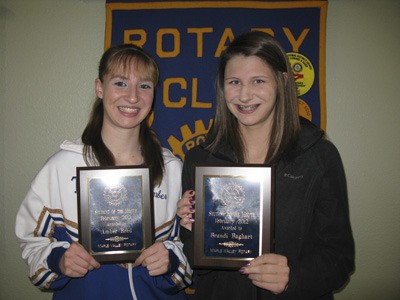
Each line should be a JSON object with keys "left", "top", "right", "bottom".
{"left": 139, "top": 82, "right": 153, "bottom": 90}
{"left": 226, "top": 79, "right": 240, "bottom": 85}
{"left": 114, "top": 80, "right": 127, "bottom": 87}
{"left": 254, "top": 78, "right": 265, "bottom": 84}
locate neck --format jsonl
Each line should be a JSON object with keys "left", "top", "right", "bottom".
{"left": 240, "top": 124, "right": 271, "bottom": 164}
{"left": 101, "top": 126, "right": 143, "bottom": 166}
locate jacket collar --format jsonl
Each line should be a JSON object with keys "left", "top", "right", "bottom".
{"left": 60, "top": 138, "right": 84, "bottom": 154}
{"left": 199, "top": 117, "right": 324, "bottom": 163}
{"left": 294, "top": 117, "right": 325, "bottom": 154}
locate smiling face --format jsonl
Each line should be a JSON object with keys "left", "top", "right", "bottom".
{"left": 224, "top": 55, "right": 278, "bottom": 133}
{"left": 95, "top": 58, "right": 155, "bottom": 133}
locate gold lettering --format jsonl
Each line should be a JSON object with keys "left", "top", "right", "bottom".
{"left": 224, "top": 249, "right": 236, "bottom": 254}
{"left": 196, "top": 135, "right": 206, "bottom": 145}
{"left": 124, "top": 208, "right": 137, "bottom": 214}
{"left": 215, "top": 28, "right": 234, "bottom": 57}
{"left": 237, "top": 218, "right": 249, "bottom": 225}
{"left": 283, "top": 27, "right": 310, "bottom": 52}
{"left": 214, "top": 217, "right": 234, "bottom": 224}
{"left": 187, "top": 27, "right": 213, "bottom": 57}
{"left": 163, "top": 78, "right": 187, "bottom": 108}
{"left": 121, "top": 214, "right": 132, "bottom": 220}
{"left": 231, "top": 233, "right": 253, "bottom": 240}
{"left": 210, "top": 232, "right": 229, "bottom": 239}
{"left": 102, "top": 229, "right": 118, "bottom": 235}
{"left": 100, "top": 216, "right": 118, "bottom": 221}
{"left": 124, "top": 29, "right": 147, "bottom": 47}
{"left": 157, "top": 28, "right": 180, "bottom": 58}
{"left": 221, "top": 225, "right": 237, "bottom": 231}
{"left": 122, "top": 27, "right": 310, "bottom": 57}
{"left": 185, "top": 140, "right": 195, "bottom": 151}
{"left": 209, "top": 248, "right": 223, "bottom": 253}
{"left": 106, "top": 222, "right": 123, "bottom": 227}
{"left": 238, "top": 249, "right": 252, "bottom": 254}
{"left": 191, "top": 78, "right": 212, "bottom": 108}
{"left": 209, "top": 211, "right": 228, "bottom": 217}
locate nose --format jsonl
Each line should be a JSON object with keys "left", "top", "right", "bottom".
{"left": 126, "top": 85, "right": 139, "bottom": 103}
{"left": 239, "top": 84, "right": 253, "bottom": 103}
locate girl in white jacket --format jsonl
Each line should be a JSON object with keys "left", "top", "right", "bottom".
{"left": 16, "top": 44, "right": 192, "bottom": 300}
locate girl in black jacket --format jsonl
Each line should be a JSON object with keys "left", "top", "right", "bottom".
{"left": 177, "top": 31, "right": 354, "bottom": 300}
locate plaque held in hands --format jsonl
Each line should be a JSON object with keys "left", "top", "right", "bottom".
{"left": 77, "top": 166, "right": 153, "bottom": 263}
{"left": 193, "top": 165, "right": 274, "bottom": 269}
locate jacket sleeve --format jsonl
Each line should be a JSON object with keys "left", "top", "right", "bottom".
{"left": 137, "top": 216, "right": 192, "bottom": 295}
{"left": 162, "top": 216, "right": 193, "bottom": 290}
{"left": 15, "top": 161, "right": 74, "bottom": 290}
{"left": 282, "top": 141, "right": 355, "bottom": 298}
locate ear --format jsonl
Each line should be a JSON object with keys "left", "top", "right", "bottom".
{"left": 95, "top": 78, "right": 103, "bottom": 99}
{"left": 282, "top": 72, "right": 288, "bottom": 85}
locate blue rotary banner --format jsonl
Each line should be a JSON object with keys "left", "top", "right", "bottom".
{"left": 105, "top": 0, "right": 327, "bottom": 160}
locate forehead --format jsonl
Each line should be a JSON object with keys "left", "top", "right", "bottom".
{"left": 107, "top": 57, "right": 155, "bottom": 81}
{"left": 226, "top": 55, "right": 273, "bottom": 74}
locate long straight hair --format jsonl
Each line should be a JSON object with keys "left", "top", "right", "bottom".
{"left": 207, "top": 31, "right": 300, "bottom": 164}
{"left": 81, "top": 44, "right": 164, "bottom": 187}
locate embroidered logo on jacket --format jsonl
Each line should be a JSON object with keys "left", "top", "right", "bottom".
{"left": 284, "top": 173, "right": 304, "bottom": 180}
{"left": 153, "top": 189, "right": 167, "bottom": 200}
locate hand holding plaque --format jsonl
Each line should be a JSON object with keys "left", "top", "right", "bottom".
{"left": 193, "top": 165, "right": 274, "bottom": 269}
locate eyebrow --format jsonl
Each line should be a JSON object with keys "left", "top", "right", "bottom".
{"left": 110, "top": 75, "right": 128, "bottom": 80}
{"left": 225, "top": 75, "right": 270, "bottom": 80}
{"left": 109, "top": 74, "right": 153, "bottom": 82}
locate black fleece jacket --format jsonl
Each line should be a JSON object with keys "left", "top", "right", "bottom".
{"left": 180, "top": 118, "right": 355, "bottom": 300}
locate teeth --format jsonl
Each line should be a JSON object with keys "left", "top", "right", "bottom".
{"left": 239, "top": 105, "right": 257, "bottom": 111}
{"left": 119, "top": 107, "right": 138, "bottom": 113}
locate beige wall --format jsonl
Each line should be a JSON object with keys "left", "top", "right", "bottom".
{"left": 1, "top": 0, "right": 399, "bottom": 299}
